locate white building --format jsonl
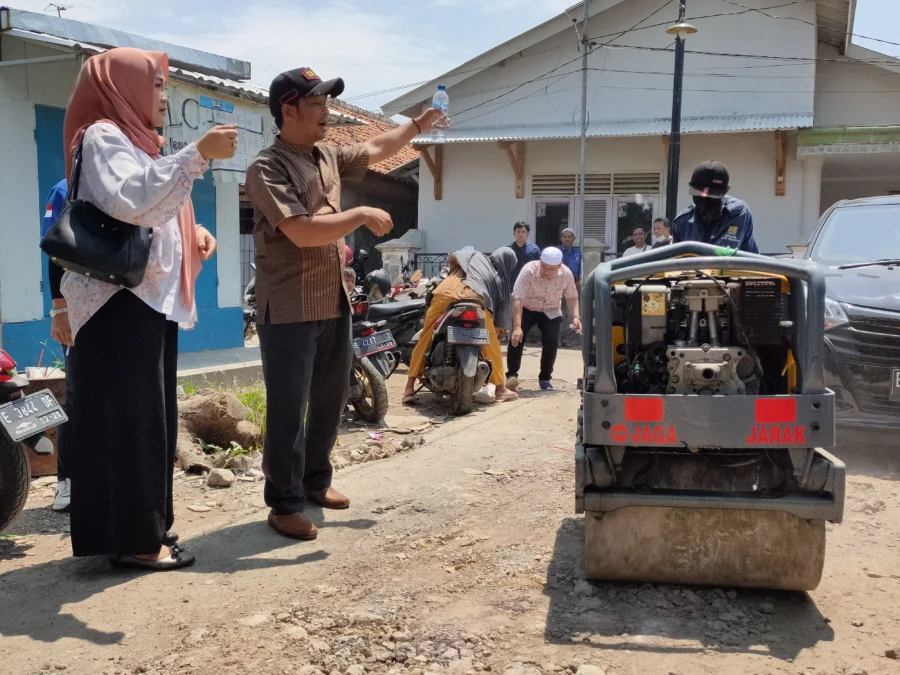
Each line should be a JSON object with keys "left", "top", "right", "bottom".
{"left": 383, "top": 0, "right": 900, "bottom": 262}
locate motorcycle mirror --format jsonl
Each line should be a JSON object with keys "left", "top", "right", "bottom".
{"left": 410, "top": 269, "right": 423, "bottom": 284}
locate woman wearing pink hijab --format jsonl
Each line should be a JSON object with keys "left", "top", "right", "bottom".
{"left": 62, "top": 48, "right": 238, "bottom": 570}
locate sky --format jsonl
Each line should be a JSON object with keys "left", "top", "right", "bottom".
{"left": 10, "top": 0, "right": 900, "bottom": 113}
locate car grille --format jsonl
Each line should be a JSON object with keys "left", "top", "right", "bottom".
{"left": 828, "top": 306, "right": 900, "bottom": 416}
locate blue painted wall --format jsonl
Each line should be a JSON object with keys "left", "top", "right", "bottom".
{"left": 35, "top": 105, "right": 67, "bottom": 318}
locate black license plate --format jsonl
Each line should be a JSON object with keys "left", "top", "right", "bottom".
{"left": 0, "top": 389, "right": 68, "bottom": 443}
{"left": 447, "top": 326, "right": 490, "bottom": 345}
{"left": 353, "top": 330, "right": 397, "bottom": 358}
{"left": 891, "top": 368, "right": 900, "bottom": 403}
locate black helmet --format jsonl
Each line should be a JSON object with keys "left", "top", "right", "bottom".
{"left": 358, "top": 249, "right": 370, "bottom": 260}
{"left": 365, "top": 269, "right": 391, "bottom": 300}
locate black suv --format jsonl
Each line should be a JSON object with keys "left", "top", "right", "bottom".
{"left": 797, "top": 196, "right": 900, "bottom": 441}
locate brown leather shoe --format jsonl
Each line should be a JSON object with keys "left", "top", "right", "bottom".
{"left": 305, "top": 487, "right": 350, "bottom": 510}
{"left": 267, "top": 511, "right": 318, "bottom": 540}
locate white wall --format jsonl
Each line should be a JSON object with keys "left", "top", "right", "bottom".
{"left": 215, "top": 182, "right": 242, "bottom": 308}
{"left": 0, "top": 36, "right": 78, "bottom": 324}
{"left": 418, "top": 131, "right": 805, "bottom": 256}
{"left": 445, "top": 0, "right": 816, "bottom": 130}
{"left": 0, "top": 99, "right": 43, "bottom": 323}
{"left": 815, "top": 43, "right": 900, "bottom": 127}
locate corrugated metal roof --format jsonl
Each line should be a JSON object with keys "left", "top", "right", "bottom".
{"left": 411, "top": 113, "right": 814, "bottom": 144}
{"left": 1, "top": 7, "right": 250, "bottom": 80}
{"left": 4, "top": 29, "right": 368, "bottom": 126}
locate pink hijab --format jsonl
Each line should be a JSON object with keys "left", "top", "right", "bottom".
{"left": 64, "top": 48, "right": 202, "bottom": 309}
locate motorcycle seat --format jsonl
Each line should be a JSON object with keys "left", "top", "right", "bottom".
{"left": 367, "top": 299, "right": 426, "bottom": 319}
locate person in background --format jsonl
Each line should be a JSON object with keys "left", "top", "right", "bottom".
{"left": 558, "top": 227, "right": 582, "bottom": 348}
{"left": 621, "top": 226, "right": 650, "bottom": 257}
{"left": 651, "top": 217, "right": 672, "bottom": 248}
{"left": 63, "top": 48, "right": 235, "bottom": 570}
{"left": 41, "top": 178, "right": 73, "bottom": 512}
{"left": 244, "top": 66, "right": 444, "bottom": 542}
{"left": 403, "top": 248, "right": 519, "bottom": 406}
{"left": 352, "top": 248, "right": 370, "bottom": 283}
{"left": 506, "top": 247, "right": 580, "bottom": 391}
{"left": 672, "top": 160, "right": 760, "bottom": 253}
{"left": 509, "top": 221, "right": 540, "bottom": 281}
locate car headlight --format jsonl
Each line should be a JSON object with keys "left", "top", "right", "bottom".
{"left": 824, "top": 296, "right": 849, "bottom": 331}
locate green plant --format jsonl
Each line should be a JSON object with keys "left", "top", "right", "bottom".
{"left": 228, "top": 441, "right": 253, "bottom": 456}
{"left": 237, "top": 384, "right": 267, "bottom": 442}
{"left": 198, "top": 439, "right": 223, "bottom": 455}
{"left": 38, "top": 340, "right": 65, "bottom": 372}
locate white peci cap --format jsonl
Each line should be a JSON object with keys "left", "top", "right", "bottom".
{"left": 541, "top": 246, "right": 563, "bottom": 266}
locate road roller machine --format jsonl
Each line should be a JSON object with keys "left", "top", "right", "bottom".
{"left": 576, "top": 242, "right": 845, "bottom": 591}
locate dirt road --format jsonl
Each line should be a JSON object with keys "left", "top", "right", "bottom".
{"left": 1, "top": 349, "right": 898, "bottom": 675}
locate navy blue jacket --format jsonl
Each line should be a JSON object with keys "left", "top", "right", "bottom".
{"left": 510, "top": 240, "right": 541, "bottom": 280}
{"left": 672, "top": 195, "right": 760, "bottom": 254}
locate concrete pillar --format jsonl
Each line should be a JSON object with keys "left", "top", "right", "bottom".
{"left": 800, "top": 156, "right": 825, "bottom": 240}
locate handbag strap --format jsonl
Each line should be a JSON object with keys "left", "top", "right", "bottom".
{"left": 67, "top": 143, "right": 84, "bottom": 203}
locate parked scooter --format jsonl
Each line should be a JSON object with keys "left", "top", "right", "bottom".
{"left": 413, "top": 300, "right": 493, "bottom": 416}
{"left": 0, "top": 349, "right": 68, "bottom": 531}
{"left": 243, "top": 263, "right": 256, "bottom": 341}
{"left": 348, "top": 296, "right": 397, "bottom": 423}
{"left": 362, "top": 271, "right": 427, "bottom": 367}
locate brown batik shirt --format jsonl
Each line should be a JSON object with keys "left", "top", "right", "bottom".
{"left": 244, "top": 137, "right": 369, "bottom": 324}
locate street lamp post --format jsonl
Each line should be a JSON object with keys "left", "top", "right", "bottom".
{"left": 664, "top": 2, "right": 697, "bottom": 223}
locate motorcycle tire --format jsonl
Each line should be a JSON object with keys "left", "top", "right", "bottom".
{"left": 0, "top": 434, "right": 31, "bottom": 533}
{"left": 351, "top": 357, "right": 389, "bottom": 423}
{"left": 449, "top": 371, "right": 476, "bottom": 416}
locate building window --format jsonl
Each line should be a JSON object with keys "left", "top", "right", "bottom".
{"left": 530, "top": 173, "right": 661, "bottom": 251}
{"left": 239, "top": 201, "right": 255, "bottom": 293}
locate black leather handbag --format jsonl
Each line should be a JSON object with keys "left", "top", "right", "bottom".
{"left": 40, "top": 144, "right": 152, "bottom": 289}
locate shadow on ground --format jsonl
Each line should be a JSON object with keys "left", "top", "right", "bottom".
{"left": 543, "top": 518, "right": 834, "bottom": 661}
{"left": 0, "top": 512, "right": 375, "bottom": 646}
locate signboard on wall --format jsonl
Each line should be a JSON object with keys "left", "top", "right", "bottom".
{"left": 163, "top": 81, "right": 275, "bottom": 183}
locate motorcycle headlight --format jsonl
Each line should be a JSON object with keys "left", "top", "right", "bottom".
{"left": 824, "top": 296, "right": 849, "bottom": 331}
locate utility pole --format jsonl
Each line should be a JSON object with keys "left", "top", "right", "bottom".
{"left": 664, "top": 2, "right": 696, "bottom": 223}
{"left": 577, "top": 0, "right": 590, "bottom": 248}
{"left": 45, "top": 4, "right": 73, "bottom": 17}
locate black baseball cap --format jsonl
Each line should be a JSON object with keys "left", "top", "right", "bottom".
{"left": 688, "top": 160, "right": 730, "bottom": 199}
{"left": 268, "top": 67, "right": 345, "bottom": 118}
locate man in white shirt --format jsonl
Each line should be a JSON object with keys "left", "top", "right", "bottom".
{"left": 506, "top": 247, "right": 581, "bottom": 391}
{"left": 621, "top": 226, "right": 650, "bottom": 257}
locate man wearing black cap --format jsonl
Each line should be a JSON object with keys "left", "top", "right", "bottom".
{"left": 244, "top": 67, "right": 443, "bottom": 541}
{"left": 672, "top": 160, "right": 760, "bottom": 254}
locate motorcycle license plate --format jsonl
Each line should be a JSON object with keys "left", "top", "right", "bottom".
{"left": 447, "top": 326, "right": 490, "bottom": 345}
{"left": 0, "top": 389, "right": 68, "bottom": 443}
{"left": 353, "top": 330, "right": 398, "bottom": 358}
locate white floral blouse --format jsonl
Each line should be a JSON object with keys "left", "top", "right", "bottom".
{"left": 61, "top": 122, "right": 209, "bottom": 340}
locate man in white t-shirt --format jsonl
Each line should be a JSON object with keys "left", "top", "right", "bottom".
{"left": 621, "top": 226, "right": 650, "bottom": 257}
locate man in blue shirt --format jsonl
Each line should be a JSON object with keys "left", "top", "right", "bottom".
{"left": 558, "top": 227, "right": 582, "bottom": 348}
{"left": 672, "top": 161, "right": 760, "bottom": 254}
{"left": 42, "top": 178, "right": 73, "bottom": 512}
{"left": 509, "top": 221, "right": 541, "bottom": 281}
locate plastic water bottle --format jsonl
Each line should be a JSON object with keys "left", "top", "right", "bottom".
{"left": 431, "top": 85, "right": 449, "bottom": 141}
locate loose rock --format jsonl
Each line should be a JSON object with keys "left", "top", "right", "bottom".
{"left": 208, "top": 468, "right": 236, "bottom": 488}
{"left": 239, "top": 614, "right": 272, "bottom": 628}
{"left": 758, "top": 603, "right": 776, "bottom": 615}
{"left": 575, "top": 666, "right": 606, "bottom": 675}
{"left": 886, "top": 646, "right": 900, "bottom": 659}
{"left": 285, "top": 626, "right": 310, "bottom": 641}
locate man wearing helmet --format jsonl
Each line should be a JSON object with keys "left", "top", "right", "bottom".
{"left": 672, "top": 160, "right": 759, "bottom": 254}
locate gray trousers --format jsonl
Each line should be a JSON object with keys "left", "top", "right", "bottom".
{"left": 258, "top": 309, "right": 352, "bottom": 515}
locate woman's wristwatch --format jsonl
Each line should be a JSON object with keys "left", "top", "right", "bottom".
{"left": 50, "top": 308, "right": 68, "bottom": 318}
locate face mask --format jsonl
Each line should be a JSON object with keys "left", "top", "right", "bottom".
{"left": 693, "top": 196, "right": 724, "bottom": 224}
{"left": 652, "top": 235, "right": 668, "bottom": 244}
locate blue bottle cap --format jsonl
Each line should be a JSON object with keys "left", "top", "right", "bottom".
{"left": 437, "top": 85, "right": 446, "bottom": 91}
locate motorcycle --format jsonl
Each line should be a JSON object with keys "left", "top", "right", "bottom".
{"left": 243, "top": 263, "right": 256, "bottom": 341}
{"left": 413, "top": 300, "right": 493, "bottom": 416}
{"left": 348, "top": 296, "right": 398, "bottom": 424}
{"left": 0, "top": 349, "right": 68, "bottom": 531}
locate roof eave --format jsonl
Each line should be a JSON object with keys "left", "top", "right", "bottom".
{"left": 381, "top": 0, "right": 628, "bottom": 118}
{"left": 0, "top": 6, "right": 250, "bottom": 80}
{"left": 845, "top": 43, "right": 900, "bottom": 76}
